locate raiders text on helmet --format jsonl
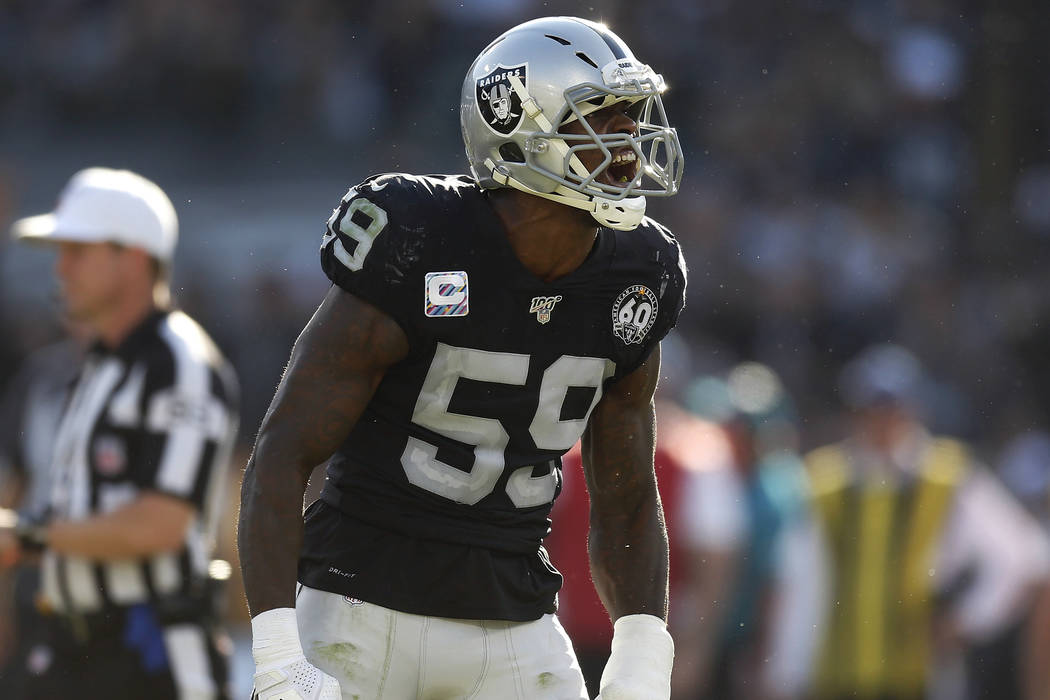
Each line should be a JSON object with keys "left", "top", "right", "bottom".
{"left": 460, "top": 17, "right": 684, "bottom": 231}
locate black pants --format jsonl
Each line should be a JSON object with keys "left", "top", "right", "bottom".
{"left": 11, "top": 604, "right": 230, "bottom": 700}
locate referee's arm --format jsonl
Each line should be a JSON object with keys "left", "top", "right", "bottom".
{"left": 44, "top": 492, "right": 193, "bottom": 559}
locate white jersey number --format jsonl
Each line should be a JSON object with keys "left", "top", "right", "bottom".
{"left": 401, "top": 343, "right": 614, "bottom": 507}
{"left": 322, "top": 194, "right": 388, "bottom": 272}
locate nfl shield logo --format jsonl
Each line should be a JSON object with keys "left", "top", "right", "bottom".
{"left": 529, "top": 295, "right": 563, "bottom": 324}
{"left": 93, "top": 434, "right": 127, "bottom": 475}
{"left": 476, "top": 63, "right": 527, "bottom": 136}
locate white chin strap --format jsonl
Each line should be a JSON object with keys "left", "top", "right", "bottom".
{"left": 583, "top": 192, "right": 647, "bottom": 230}
{"left": 485, "top": 158, "right": 645, "bottom": 231}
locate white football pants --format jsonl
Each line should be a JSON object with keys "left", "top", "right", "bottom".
{"left": 296, "top": 585, "right": 589, "bottom": 699}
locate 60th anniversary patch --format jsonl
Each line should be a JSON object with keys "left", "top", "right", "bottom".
{"left": 476, "top": 63, "right": 527, "bottom": 136}
{"left": 612, "top": 285, "right": 658, "bottom": 345}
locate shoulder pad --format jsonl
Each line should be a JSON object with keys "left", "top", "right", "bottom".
{"left": 632, "top": 218, "right": 687, "bottom": 286}
{"left": 354, "top": 173, "right": 478, "bottom": 210}
{"left": 319, "top": 173, "right": 479, "bottom": 347}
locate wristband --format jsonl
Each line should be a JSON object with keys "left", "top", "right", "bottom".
{"left": 609, "top": 613, "right": 674, "bottom": 660}
{"left": 251, "top": 607, "right": 304, "bottom": 669}
{"left": 14, "top": 518, "right": 48, "bottom": 553}
{"left": 600, "top": 614, "right": 674, "bottom": 697}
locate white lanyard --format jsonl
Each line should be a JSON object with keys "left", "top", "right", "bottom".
{"left": 49, "top": 357, "right": 124, "bottom": 519}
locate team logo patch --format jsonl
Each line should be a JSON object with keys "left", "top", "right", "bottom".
{"left": 612, "top": 285, "right": 659, "bottom": 345}
{"left": 425, "top": 271, "right": 469, "bottom": 317}
{"left": 93, "top": 434, "right": 127, "bottom": 476}
{"left": 529, "top": 295, "right": 563, "bottom": 324}
{"left": 476, "top": 63, "right": 527, "bottom": 136}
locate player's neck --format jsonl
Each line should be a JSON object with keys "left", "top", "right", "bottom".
{"left": 488, "top": 189, "right": 598, "bottom": 283}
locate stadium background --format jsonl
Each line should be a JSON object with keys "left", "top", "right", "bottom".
{"left": 1, "top": 0, "right": 1049, "bottom": 695}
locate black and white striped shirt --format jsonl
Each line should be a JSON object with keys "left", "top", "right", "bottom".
{"left": 41, "top": 309, "right": 238, "bottom": 613}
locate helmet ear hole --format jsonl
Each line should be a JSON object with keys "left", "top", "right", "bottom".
{"left": 499, "top": 142, "right": 526, "bottom": 163}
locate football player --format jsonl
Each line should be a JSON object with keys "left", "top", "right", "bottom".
{"left": 239, "top": 16, "right": 686, "bottom": 700}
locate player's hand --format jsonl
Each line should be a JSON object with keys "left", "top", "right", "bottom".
{"left": 596, "top": 614, "right": 674, "bottom": 700}
{"left": 251, "top": 655, "right": 341, "bottom": 700}
{"left": 251, "top": 607, "right": 340, "bottom": 700}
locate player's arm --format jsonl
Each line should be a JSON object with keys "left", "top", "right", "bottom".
{"left": 237, "top": 285, "right": 407, "bottom": 700}
{"left": 583, "top": 345, "right": 667, "bottom": 619}
{"left": 582, "top": 343, "right": 674, "bottom": 699}
{"left": 238, "top": 284, "right": 408, "bottom": 613}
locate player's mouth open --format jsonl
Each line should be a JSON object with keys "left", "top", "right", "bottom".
{"left": 605, "top": 150, "right": 639, "bottom": 185}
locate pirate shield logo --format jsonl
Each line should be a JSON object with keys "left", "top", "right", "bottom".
{"left": 476, "top": 63, "right": 527, "bottom": 136}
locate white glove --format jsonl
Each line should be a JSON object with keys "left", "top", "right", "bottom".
{"left": 597, "top": 614, "right": 674, "bottom": 700}
{"left": 251, "top": 608, "right": 341, "bottom": 700}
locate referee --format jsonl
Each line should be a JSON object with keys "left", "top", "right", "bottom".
{"left": 0, "top": 168, "right": 239, "bottom": 699}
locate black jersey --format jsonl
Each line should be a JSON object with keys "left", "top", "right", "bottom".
{"left": 299, "top": 173, "right": 687, "bottom": 620}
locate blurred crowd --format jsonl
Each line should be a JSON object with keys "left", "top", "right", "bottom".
{"left": 3, "top": 0, "right": 1048, "bottom": 453}
{"left": 2, "top": 0, "right": 1050, "bottom": 698}
{"left": 552, "top": 352, "right": 1050, "bottom": 699}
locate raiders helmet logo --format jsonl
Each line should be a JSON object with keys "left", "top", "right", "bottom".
{"left": 476, "top": 63, "right": 527, "bottom": 136}
{"left": 612, "top": 285, "right": 659, "bottom": 345}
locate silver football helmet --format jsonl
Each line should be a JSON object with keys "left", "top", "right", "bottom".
{"left": 461, "top": 17, "right": 684, "bottom": 231}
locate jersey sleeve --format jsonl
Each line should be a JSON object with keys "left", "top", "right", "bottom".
{"left": 618, "top": 220, "right": 688, "bottom": 376}
{"left": 650, "top": 222, "right": 688, "bottom": 342}
{"left": 320, "top": 174, "right": 430, "bottom": 347}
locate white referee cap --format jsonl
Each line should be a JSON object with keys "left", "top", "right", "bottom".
{"left": 11, "top": 167, "right": 178, "bottom": 263}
